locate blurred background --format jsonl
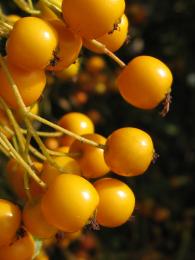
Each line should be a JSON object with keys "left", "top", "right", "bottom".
{"left": 0, "top": 0, "right": 195, "bottom": 259}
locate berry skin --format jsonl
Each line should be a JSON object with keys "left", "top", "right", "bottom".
{"left": 94, "top": 178, "right": 135, "bottom": 227}
{"left": 36, "top": 1, "right": 59, "bottom": 21}
{"left": 0, "top": 229, "right": 35, "bottom": 260}
{"left": 23, "top": 200, "right": 57, "bottom": 239}
{"left": 55, "top": 59, "right": 80, "bottom": 79}
{"left": 6, "top": 14, "right": 21, "bottom": 24}
{"left": 6, "top": 159, "right": 43, "bottom": 199}
{"left": 84, "top": 14, "right": 129, "bottom": 53}
{"left": 69, "top": 133, "right": 109, "bottom": 179}
{"left": 0, "top": 59, "right": 46, "bottom": 109}
{"left": 104, "top": 127, "right": 154, "bottom": 176}
{"left": 41, "top": 155, "right": 81, "bottom": 187}
{"left": 6, "top": 16, "right": 58, "bottom": 70}
{"left": 62, "top": 0, "right": 125, "bottom": 39}
{"left": 41, "top": 174, "right": 99, "bottom": 232}
{"left": 117, "top": 56, "right": 173, "bottom": 109}
{"left": 47, "top": 20, "right": 82, "bottom": 71}
{"left": 0, "top": 199, "right": 21, "bottom": 247}
{"left": 58, "top": 112, "right": 95, "bottom": 146}
{"left": 86, "top": 56, "right": 105, "bottom": 73}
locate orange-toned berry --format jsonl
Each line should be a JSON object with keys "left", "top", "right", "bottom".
{"left": 41, "top": 155, "right": 81, "bottom": 187}
{"left": 0, "top": 229, "right": 35, "bottom": 260}
{"left": 94, "top": 178, "right": 135, "bottom": 227}
{"left": 86, "top": 56, "right": 105, "bottom": 73}
{"left": 62, "top": 0, "right": 125, "bottom": 39}
{"left": 0, "top": 199, "right": 21, "bottom": 247}
{"left": 13, "top": 102, "right": 39, "bottom": 123}
{"left": 6, "top": 14, "right": 21, "bottom": 24}
{"left": 69, "top": 133, "right": 109, "bottom": 179}
{"left": 84, "top": 14, "right": 129, "bottom": 53}
{"left": 104, "top": 127, "right": 154, "bottom": 176}
{"left": 6, "top": 17, "right": 58, "bottom": 70}
{"left": 23, "top": 200, "right": 57, "bottom": 239}
{"left": 55, "top": 59, "right": 80, "bottom": 80}
{"left": 117, "top": 56, "right": 173, "bottom": 109}
{"left": 36, "top": 1, "right": 59, "bottom": 21}
{"left": 41, "top": 174, "right": 99, "bottom": 232}
{"left": 44, "top": 137, "right": 60, "bottom": 150}
{"left": 6, "top": 159, "right": 43, "bottom": 199}
{"left": 58, "top": 112, "right": 95, "bottom": 146}
{"left": 47, "top": 20, "right": 82, "bottom": 71}
{"left": 0, "top": 59, "right": 46, "bottom": 109}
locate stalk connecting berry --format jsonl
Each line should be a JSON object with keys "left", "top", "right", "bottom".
{"left": 0, "top": 0, "right": 173, "bottom": 259}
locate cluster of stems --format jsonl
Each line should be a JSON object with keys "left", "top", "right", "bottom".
{"left": 0, "top": 0, "right": 127, "bottom": 200}
{"left": 0, "top": 55, "right": 105, "bottom": 191}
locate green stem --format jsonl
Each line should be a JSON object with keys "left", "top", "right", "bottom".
{"left": 0, "top": 20, "right": 13, "bottom": 30}
{"left": 84, "top": 39, "right": 126, "bottom": 68}
{"left": 13, "top": 0, "right": 40, "bottom": 14}
{"left": 24, "top": 129, "right": 34, "bottom": 171}
{"left": 1, "top": 125, "right": 13, "bottom": 136}
{"left": 0, "top": 134, "right": 14, "bottom": 156}
{"left": 0, "top": 20, "right": 12, "bottom": 36}
{"left": 0, "top": 98, "right": 25, "bottom": 154}
{"left": 12, "top": 135, "right": 19, "bottom": 152}
{"left": 46, "top": 149, "right": 80, "bottom": 158}
{"left": 48, "top": 0, "right": 62, "bottom": 9}
{"left": 0, "top": 143, "right": 11, "bottom": 157}
{"left": 0, "top": 55, "right": 57, "bottom": 165}
{"left": 21, "top": 128, "right": 62, "bottom": 137}
{"left": 29, "top": 145, "right": 46, "bottom": 161}
{"left": 24, "top": 170, "right": 32, "bottom": 202}
{"left": 0, "top": 56, "right": 28, "bottom": 113}
{"left": 0, "top": 132, "right": 46, "bottom": 188}
{"left": 24, "top": 129, "right": 32, "bottom": 157}
{"left": 28, "top": 112, "right": 105, "bottom": 149}
{"left": 27, "top": 0, "right": 33, "bottom": 9}
{"left": 104, "top": 48, "right": 126, "bottom": 68}
{"left": 39, "top": 0, "right": 62, "bottom": 13}
{"left": 24, "top": 117, "right": 58, "bottom": 166}
{"left": 0, "top": 123, "right": 46, "bottom": 161}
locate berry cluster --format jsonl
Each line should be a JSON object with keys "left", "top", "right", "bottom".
{"left": 0, "top": 0, "right": 173, "bottom": 259}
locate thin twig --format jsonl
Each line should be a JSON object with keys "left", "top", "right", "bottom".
{"left": 0, "top": 143, "right": 11, "bottom": 157}
{"left": 28, "top": 112, "right": 105, "bottom": 149}
{"left": 13, "top": 0, "right": 40, "bottom": 14}
{"left": 29, "top": 145, "right": 46, "bottom": 161}
{"left": 24, "top": 117, "right": 59, "bottom": 167}
{"left": 21, "top": 128, "right": 63, "bottom": 137}
{"left": 84, "top": 39, "right": 126, "bottom": 68}
{"left": 0, "top": 55, "right": 59, "bottom": 166}
{"left": 0, "top": 123, "right": 46, "bottom": 161}
{"left": 0, "top": 98, "right": 25, "bottom": 153}
{"left": 39, "top": 0, "right": 62, "bottom": 13}
{"left": 12, "top": 135, "right": 19, "bottom": 152}
{"left": 27, "top": 0, "right": 33, "bottom": 9}
{"left": 0, "top": 132, "right": 46, "bottom": 188}
{"left": 46, "top": 149, "right": 81, "bottom": 158}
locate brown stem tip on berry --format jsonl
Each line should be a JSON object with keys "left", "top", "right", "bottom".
{"left": 108, "top": 18, "right": 121, "bottom": 34}
{"left": 55, "top": 231, "right": 66, "bottom": 242}
{"left": 50, "top": 50, "right": 60, "bottom": 67}
{"left": 152, "top": 151, "right": 160, "bottom": 164}
{"left": 89, "top": 218, "right": 100, "bottom": 231}
{"left": 125, "top": 34, "right": 131, "bottom": 45}
{"left": 16, "top": 226, "right": 27, "bottom": 240}
{"left": 86, "top": 213, "right": 100, "bottom": 231}
{"left": 160, "top": 92, "right": 172, "bottom": 117}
